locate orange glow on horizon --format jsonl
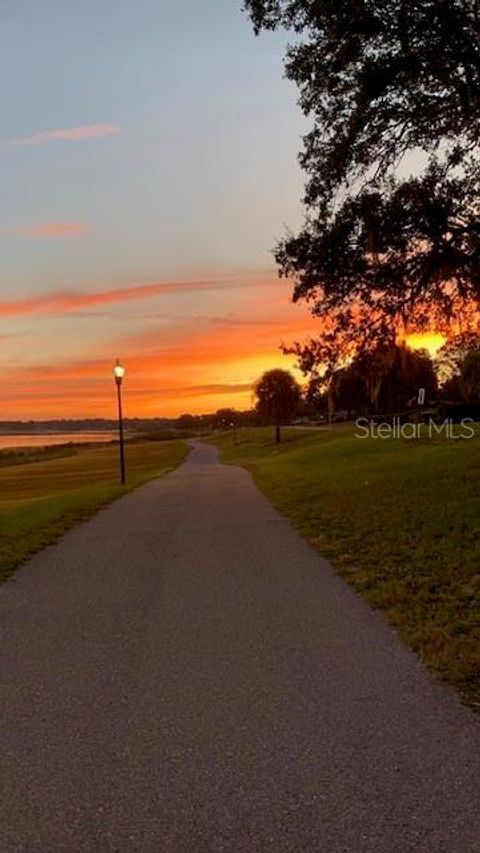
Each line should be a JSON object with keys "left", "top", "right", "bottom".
{"left": 404, "top": 331, "right": 446, "bottom": 356}
{"left": 1, "top": 272, "right": 461, "bottom": 421}
{"left": 0, "top": 351, "right": 303, "bottom": 419}
{"left": 0, "top": 272, "right": 314, "bottom": 419}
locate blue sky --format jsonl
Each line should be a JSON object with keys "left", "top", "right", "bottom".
{"left": 0, "top": 1, "right": 314, "bottom": 417}
{"left": 1, "top": 1, "right": 305, "bottom": 293}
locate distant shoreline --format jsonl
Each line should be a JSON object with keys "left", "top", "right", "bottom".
{"left": 0, "top": 432, "right": 124, "bottom": 451}
{"left": 0, "top": 430, "right": 118, "bottom": 437}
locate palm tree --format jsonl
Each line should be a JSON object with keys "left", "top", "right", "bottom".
{"left": 255, "top": 369, "right": 301, "bottom": 443}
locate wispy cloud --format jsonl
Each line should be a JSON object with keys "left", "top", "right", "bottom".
{"left": 0, "top": 276, "right": 278, "bottom": 319}
{"left": 13, "top": 123, "right": 121, "bottom": 146}
{"left": 0, "top": 270, "right": 311, "bottom": 418}
{"left": 10, "top": 222, "right": 87, "bottom": 238}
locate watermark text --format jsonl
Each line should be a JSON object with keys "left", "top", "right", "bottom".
{"left": 355, "top": 417, "right": 475, "bottom": 440}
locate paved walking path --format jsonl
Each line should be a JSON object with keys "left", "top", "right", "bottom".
{"left": 1, "top": 441, "right": 479, "bottom": 852}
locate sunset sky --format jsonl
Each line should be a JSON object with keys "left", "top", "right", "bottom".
{"left": 0, "top": 2, "right": 439, "bottom": 420}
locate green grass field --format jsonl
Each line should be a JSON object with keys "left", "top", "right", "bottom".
{"left": 0, "top": 439, "right": 187, "bottom": 583}
{"left": 211, "top": 426, "right": 480, "bottom": 711}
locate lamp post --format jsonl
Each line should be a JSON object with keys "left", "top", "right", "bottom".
{"left": 230, "top": 420, "right": 237, "bottom": 445}
{"left": 114, "top": 359, "right": 126, "bottom": 484}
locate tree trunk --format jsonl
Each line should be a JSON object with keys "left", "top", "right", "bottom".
{"left": 275, "top": 423, "right": 281, "bottom": 443}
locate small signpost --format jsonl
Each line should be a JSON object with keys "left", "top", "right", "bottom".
{"left": 417, "top": 388, "right": 427, "bottom": 427}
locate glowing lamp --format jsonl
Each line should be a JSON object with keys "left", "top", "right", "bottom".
{"left": 114, "top": 359, "right": 126, "bottom": 384}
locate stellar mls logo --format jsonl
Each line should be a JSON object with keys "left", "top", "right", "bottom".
{"left": 355, "top": 417, "right": 476, "bottom": 440}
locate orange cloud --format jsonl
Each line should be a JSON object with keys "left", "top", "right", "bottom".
{"left": 0, "top": 297, "right": 314, "bottom": 417}
{"left": 15, "top": 123, "right": 121, "bottom": 145}
{"left": 0, "top": 270, "right": 315, "bottom": 418}
{"left": 106, "top": 304, "right": 315, "bottom": 372}
{"left": 11, "top": 222, "right": 87, "bottom": 238}
{"left": 0, "top": 276, "right": 278, "bottom": 319}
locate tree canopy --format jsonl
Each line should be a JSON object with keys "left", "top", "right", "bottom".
{"left": 246, "top": 1, "right": 480, "bottom": 200}
{"left": 245, "top": 0, "right": 480, "bottom": 380}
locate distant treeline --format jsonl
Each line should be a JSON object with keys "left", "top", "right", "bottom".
{"left": 0, "top": 413, "right": 258, "bottom": 435}
{"left": 0, "top": 418, "right": 175, "bottom": 434}
{"left": 174, "top": 409, "right": 258, "bottom": 431}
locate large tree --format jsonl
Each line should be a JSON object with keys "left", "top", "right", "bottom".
{"left": 334, "top": 343, "right": 437, "bottom": 415}
{"left": 255, "top": 368, "right": 301, "bottom": 442}
{"left": 245, "top": 0, "right": 480, "bottom": 382}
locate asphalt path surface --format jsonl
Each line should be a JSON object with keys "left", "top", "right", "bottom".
{"left": 1, "top": 441, "right": 480, "bottom": 852}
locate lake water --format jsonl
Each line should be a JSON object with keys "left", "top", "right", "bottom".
{"left": 0, "top": 432, "right": 119, "bottom": 450}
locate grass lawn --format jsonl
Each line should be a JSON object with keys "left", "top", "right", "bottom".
{"left": 0, "top": 439, "right": 187, "bottom": 583}
{"left": 211, "top": 426, "right": 480, "bottom": 711}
